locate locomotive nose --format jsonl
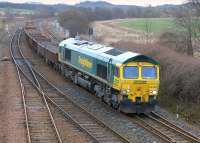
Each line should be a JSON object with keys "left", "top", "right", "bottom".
{"left": 122, "top": 82, "right": 157, "bottom": 103}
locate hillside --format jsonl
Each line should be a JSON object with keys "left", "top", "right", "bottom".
{"left": 76, "top": 1, "right": 115, "bottom": 8}
{"left": 0, "top": 1, "right": 184, "bottom": 17}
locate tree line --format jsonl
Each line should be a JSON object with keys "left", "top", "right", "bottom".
{"left": 58, "top": 6, "right": 168, "bottom": 37}
{"left": 58, "top": 1, "right": 200, "bottom": 57}
{"left": 162, "top": 0, "right": 200, "bottom": 56}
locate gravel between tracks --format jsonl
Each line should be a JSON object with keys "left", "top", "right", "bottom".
{"left": 154, "top": 106, "right": 200, "bottom": 137}
{"left": 49, "top": 104, "right": 95, "bottom": 143}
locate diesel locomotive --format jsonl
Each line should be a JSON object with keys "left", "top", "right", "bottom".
{"left": 58, "top": 38, "right": 160, "bottom": 113}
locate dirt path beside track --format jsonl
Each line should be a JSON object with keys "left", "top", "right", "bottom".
{"left": 0, "top": 30, "right": 26, "bottom": 143}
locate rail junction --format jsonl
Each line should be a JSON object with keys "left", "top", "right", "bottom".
{"left": 10, "top": 28, "right": 132, "bottom": 143}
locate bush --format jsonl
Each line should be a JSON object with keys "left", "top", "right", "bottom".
{"left": 159, "top": 32, "right": 188, "bottom": 54}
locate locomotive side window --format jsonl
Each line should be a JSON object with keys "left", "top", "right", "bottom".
{"left": 97, "top": 64, "right": 107, "bottom": 80}
{"left": 114, "top": 67, "right": 119, "bottom": 77}
{"left": 64, "top": 48, "right": 71, "bottom": 61}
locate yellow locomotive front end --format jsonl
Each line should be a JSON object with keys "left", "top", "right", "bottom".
{"left": 113, "top": 61, "right": 160, "bottom": 114}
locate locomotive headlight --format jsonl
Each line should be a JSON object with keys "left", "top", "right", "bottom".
{"left": 152, "top": 90, "right": 157, "bottom": 95}
{"left": 121, "top": 89, "right": 127, "bottom": 95}
{"left": 150, "top": 90, "right": 157, "bottom": 95}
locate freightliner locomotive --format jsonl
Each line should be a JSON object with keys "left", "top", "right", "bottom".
{"left": 58, "top": 38, "right": 160, "bottom": 113}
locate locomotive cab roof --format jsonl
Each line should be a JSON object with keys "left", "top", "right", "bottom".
{"left": 59, "top": 38, "right": 159, "bottom": 65}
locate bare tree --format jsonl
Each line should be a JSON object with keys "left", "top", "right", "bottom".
{"left": 191, "top": 0, "right": 200, "bottom": 14}
{"left": 175, "top": 5, "right": 196, "bottom": 56}
{"left": 58, "top": 9, "right": 91, "bottom": 37}
{"left": 190, "top": 0, "right": 200, "bottom": 33}
{"left": 189, "top": 0, "right": 200, "bottom": 54}
{"left": 144, "top": 5, "right": 153, "bottom": 45}
{"left": 145, "top": 19, "right": 152, "bottom": 44}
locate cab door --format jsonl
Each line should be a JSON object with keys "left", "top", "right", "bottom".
{"left": 113, "top": 66, "right": 120, "bottom": 90}
{"left": 107, "top": 58, "right": 113, "bottom": 85}
{"left": 60, "top": 44, "right": 65, "bottom": 61}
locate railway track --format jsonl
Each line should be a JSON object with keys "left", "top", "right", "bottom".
{"left": 150, "top": 112, "right": 200, "bottom": 142}
{"left": 37, "top": 71, "right": 199, "bottom": 143}
{"left": 32, "top": 70, "right": 200, "bottom": 143}
{"left": 34, "top": 69, "right": 131, "bottom": 143}
{"left": 10, "top": 29, "right": 63, "bottom": 143}
{"left": 129, "top": 113, "right": 200, "bottom": 143}
{"left": 11, "top": 28, "right": 132, "bottom": 143}
{"left": 21, "top": 25, "right": 200, "bottom": 143}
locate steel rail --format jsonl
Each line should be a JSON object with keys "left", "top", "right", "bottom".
{"left": 36, "top": 67, "right": 197, "bottom": 143}
{"left": 10, "top": 29, "right": 63, "bottom": 143}
{"left": 23, "top": 27, "right": 132, "bottom": 143}
{"left": 15, "top": 28, "right": 101, "bottom": 143}
{"left": 150, "top": 112, "right": 200, "bottom": 142}
{"left": 18, "top": 28, "right": 63, "bottom": 143}
{"left": 10, "top": 30, "right": 32, "bottom": 143}
{"left": 17, "top": 28, "right": 40, "bottom": 88}
{"left": 18, "top": 70, "right": 100, "bottom": 143}
{"left": 33, "top": 69, "right": 132, "bottom": 143}
{"left": 13, "top": 44, "right": 131, "bottom": 143}
{"left": 35, "top": 68, "right": 184, "bottom": 143}
{"left": 131, "top": 116, "right": 176, "bottom": 143}
{"left": 133, "top": 112, "right": 200, "bottom": 143}
{"left": 23, "top": 23, "right": 200, "bottom": 143}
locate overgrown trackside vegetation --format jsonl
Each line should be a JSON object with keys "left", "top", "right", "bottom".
{"left": 112, "top": 41, "right": 200, "bottom": 122}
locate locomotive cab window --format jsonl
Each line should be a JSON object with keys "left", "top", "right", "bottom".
{"left": 142, "top": 66, "right": 157, "bottom": 79}
{"left": 124, "top": 66, "right": 138, "bottom": 79}
{"left": 64, "top": 48, "right": 71, "bottom": 61}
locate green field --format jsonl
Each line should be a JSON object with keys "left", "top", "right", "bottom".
{"left": 118, "top": 18, "right": 177, "bottom": 34}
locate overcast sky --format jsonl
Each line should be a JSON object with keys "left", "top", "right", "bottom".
{"left": 0, "top": 0, "right": 186, "bottom": 6}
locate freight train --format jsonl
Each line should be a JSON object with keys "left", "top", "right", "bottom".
{"left": 25, "top": 27, "right": 160, "bottom": 114}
